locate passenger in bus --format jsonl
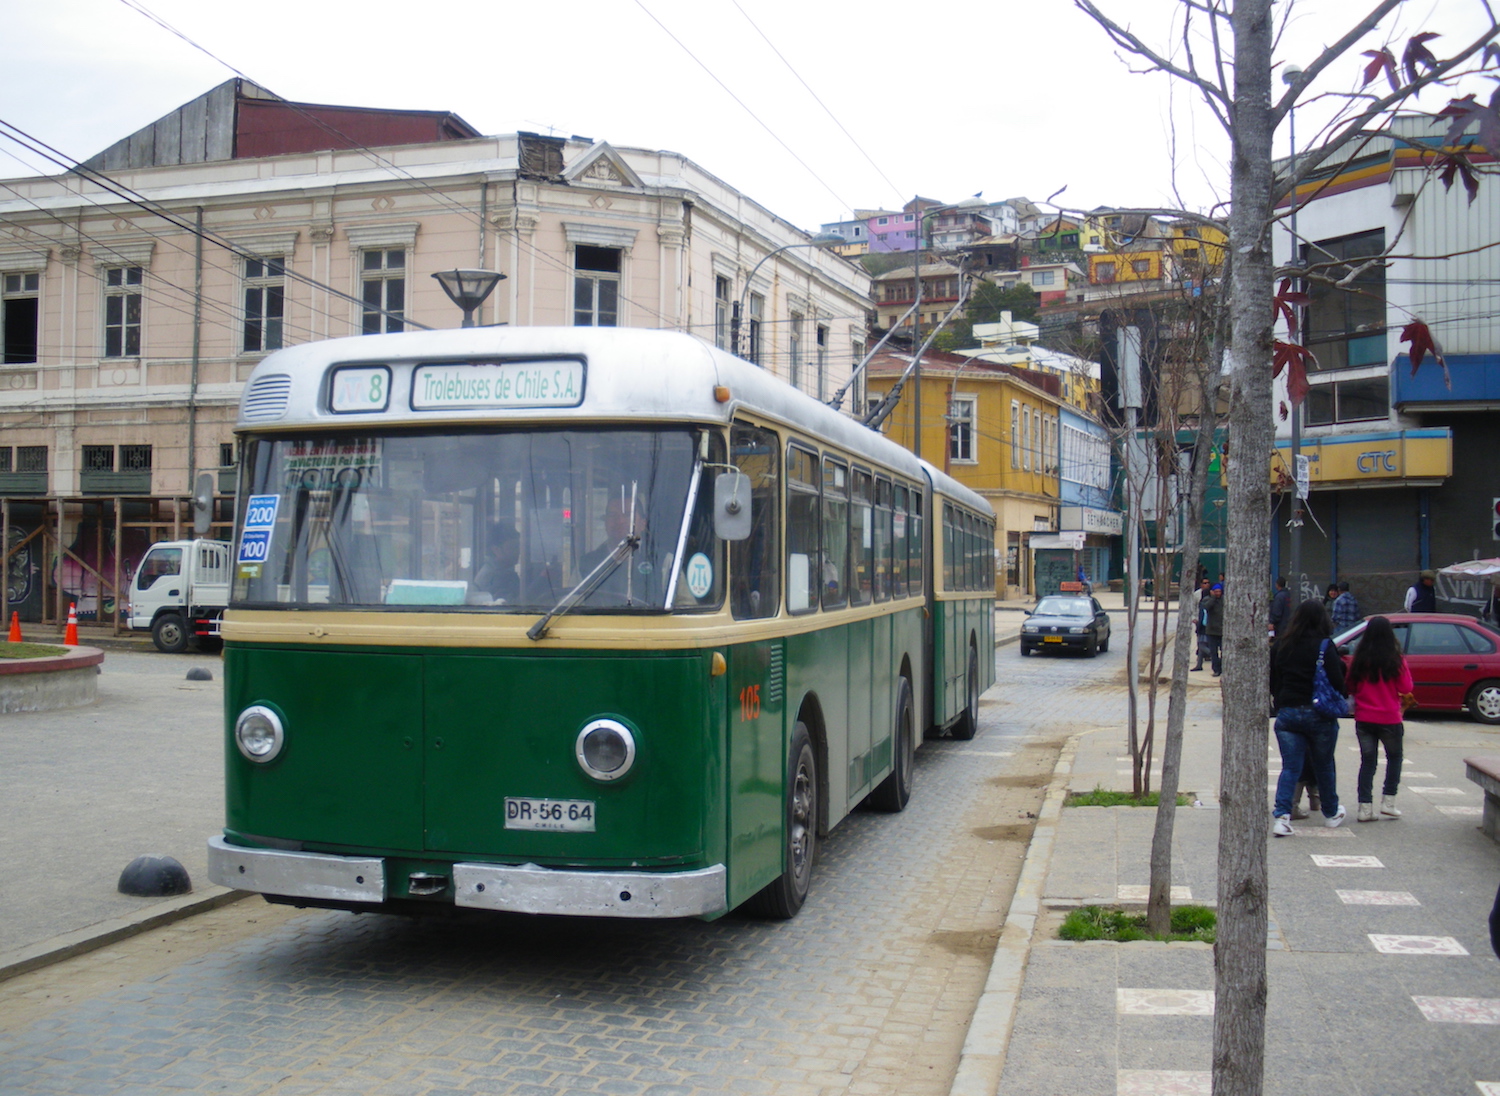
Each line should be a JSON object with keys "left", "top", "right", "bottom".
{"left": 473, "top": 527, "right": 520, "bottom": 603}
{"left": 580, "top": 493, "right": 654, "bottom": 603}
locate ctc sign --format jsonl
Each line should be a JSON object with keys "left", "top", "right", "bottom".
{"left": 1356, "top": 449, "right": 1397, "bottom": 474}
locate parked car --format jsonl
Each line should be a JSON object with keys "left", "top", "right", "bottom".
{"left": 1020, "top": 595, "right": 1112, "bottom": 657}
{"left": 1332, "top": 613, "right": 1500, "bottom": 724}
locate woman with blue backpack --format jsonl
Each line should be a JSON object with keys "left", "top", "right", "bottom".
{"left": 1269, "top": 599, "right": 1350, "bottom": 836}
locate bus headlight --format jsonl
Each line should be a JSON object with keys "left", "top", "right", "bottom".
{"left": 235, "top": 705, "right": 285, "bottom": 762}
{"left": 576, "top": 719, "right": 636, "bottom": 782}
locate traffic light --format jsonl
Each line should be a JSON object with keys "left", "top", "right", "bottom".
{"left": 1493, "top": 498, "right": 1500, "bottom": 541}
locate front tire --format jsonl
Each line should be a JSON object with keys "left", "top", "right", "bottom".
{"left": 1084, "top": 634, "right": 1099, "bottom": 658}
{"left": 1467, "top": 680, "right": 1500, "bottom": 725}
{"left": 152, "top": 613, "right": 188, "bottom": 654}
{"left": 745, "top": 722, "right": 818, "bottom": 919}
{"left": 871, "top": 679, "right": 916, "bottom": 810}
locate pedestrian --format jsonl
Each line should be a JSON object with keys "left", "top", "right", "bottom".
{"left": 1404, "top": 569, "right": 1438, "bottom": 613}
{"left": 1324, "top": 583, "right": 1339, "bottom": 613}
{"left": 1203, "top": 582, "right": 1225, "bottom": 677}
{"left": 1346, "top": 615, "right": 1413, "bottom": 822}
{"left": 1269, "top": 576, "right": 1292, "bottom": 638}
{"left": 1190, "top": 576, "right": 1212, "bottom": 671}
{"left": 1330, "top": 581, "right": 1361, "bottom": 633}
{"left": 1270, "top": 599, "right": 1349, "bottom": 835}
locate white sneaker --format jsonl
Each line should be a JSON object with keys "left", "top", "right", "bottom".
{"left": 1357, "top": 802, "right": 1375, "bottom": 822}
{"left": 1272, "top": 815, "right": 1295, "bottom": 837}
{"left": 1381, "top": 795, "right": 1401, "bottom": 818}
{"left": 1325, "top": 805, "right": 1347, "bottom": 828}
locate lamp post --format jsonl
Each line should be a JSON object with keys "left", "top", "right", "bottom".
{"left": 431, "top": 269, "right": 507, "bottom": 328}
{"left": 732, "top": 233, "right": 845, "bottom": 360}
{"left": 1283, "top": 64, "right": 1305, "bottom": 598}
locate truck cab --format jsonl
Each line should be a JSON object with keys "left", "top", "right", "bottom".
{"left": 127, "top": 539, "right": 231, "bottom": 653}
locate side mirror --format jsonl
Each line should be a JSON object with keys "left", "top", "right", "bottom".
{"left": 713, "top": 471, "right": 752, "bottom": 542}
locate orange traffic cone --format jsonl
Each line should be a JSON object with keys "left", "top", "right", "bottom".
{"left": 64, "top": 603, "right": 78, "bottom": 646}
{"left": 7, "top": 611, "right": 20, "bottom": 643}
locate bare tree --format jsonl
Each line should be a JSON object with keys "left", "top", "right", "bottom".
{"left": 1073, "top": 2, "right": 1499, "bottom": 1091}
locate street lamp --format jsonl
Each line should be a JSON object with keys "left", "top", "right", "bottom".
{"left": 431, "top": 269, "right": 507, "bottom": 328}
{"left": 732, "top": 233, "right": 845, "bottom": 359}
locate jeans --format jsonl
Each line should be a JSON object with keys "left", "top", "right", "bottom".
{"left": 1355, "top": 721, "right": 1403, "bottom": 801}
{"left": 1206, "top": 634, "right": 1223, "bottom": 674}
{"left": 1273, "top": 705, "right": 1341, "bottom": 819}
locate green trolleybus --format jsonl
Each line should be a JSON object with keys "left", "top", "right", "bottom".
{"left": 208, "top": 327, "right": 994, "bottom": 920}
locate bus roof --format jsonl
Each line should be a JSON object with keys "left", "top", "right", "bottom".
{"left": 237, "top": 326, "right": 992, "bottom": 517}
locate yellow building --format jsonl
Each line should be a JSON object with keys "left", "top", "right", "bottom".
{"left": 865, "top": 347, "right": 1064, "bottom": 596}
{"left": 1167, "top": 219, "right": 1228, "bottom": 273}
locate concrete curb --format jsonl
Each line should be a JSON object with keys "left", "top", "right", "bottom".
{"left": 0, "top": 886, "right": 253, "bottom": 985}
{"left": 948, "top": 730, "right": 1080, "bottom": 1096}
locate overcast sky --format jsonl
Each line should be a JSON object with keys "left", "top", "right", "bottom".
{"left": 1, "top": 0, "right": 1489, "bottom": 232}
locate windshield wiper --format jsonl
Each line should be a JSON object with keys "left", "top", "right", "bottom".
{"left": 526, "top": 533, "right": 639, "bottom": 641}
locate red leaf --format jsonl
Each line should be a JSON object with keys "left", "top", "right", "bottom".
{"left": 1272, "top": 278, "right": 1310, "bottom": 338}
{"left": 1439, "top": 94, "right": 1500, "bottom": 155}
{"left": 1437, "top": 152, "right": 1481, "bottom": 203}
{"left": 1279, "top": 400, "right": 1289, "bottom": 422}
{"left": 1403, "top": 32, "right": 1441, "bottom": 87}
{"left": 1400, "top": 319, "right": 1450, "bottom": 389}
{"left": 1273, "top": 341, "right": 1316, "bottom": 406}
{"left": 1361, "top": 48, "right": 1400, "bottom": 94}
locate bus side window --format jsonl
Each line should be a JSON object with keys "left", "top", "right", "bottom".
{"left": 822, "top": 457, "right": 848, "bottom": 609}
{"left": 730, "top": 423, "right": 781, "bottom": 620}
{"left": 786, "top": 445, "right": 819, "bottom": 615}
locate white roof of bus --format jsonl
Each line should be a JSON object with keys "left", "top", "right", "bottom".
{"left": 238, "top": 327, "right": 992, "bottom": 517}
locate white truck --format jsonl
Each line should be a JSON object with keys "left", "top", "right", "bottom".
{"left": 126, "top": 539, "right": 231, "bottom": 653}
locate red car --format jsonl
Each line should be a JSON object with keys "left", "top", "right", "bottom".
{"left": 1332, "top": 613, "right": 1500, "bottom": 724}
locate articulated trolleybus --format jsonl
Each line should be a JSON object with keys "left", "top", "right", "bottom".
{"left": 208, "top": 327, "right": 994, "bottom": 920}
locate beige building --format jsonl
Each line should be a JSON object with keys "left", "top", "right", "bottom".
{"left": 0, "top": 80, "right": 871, "bottom": 623}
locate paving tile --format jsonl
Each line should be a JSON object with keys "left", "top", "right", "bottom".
{"left": 1115, "top": 989, "right": 1214, "bottom": 1016}
{"left": 1408, "top": 786, "right": 1468, "bottom": 796}
{"left": 1437, "top": 805, "right": 1484, "bottom": 816}
{"left": 1116, "top": 1070, "right": 1211, "bottom": 1095}
{"left": 1310, "top": 854, "right": 1383, "bottom": 867}
{"left": 1367, "top": 934, "right": 1469, "bottom": 955}
{"left": 1475, "top": 1083, "right": 1500, "bottom": 1095}
{"left": 1412, "top": 997, "right": 1500, "bottom": 1024}
{"left": 1114, "top": 885, "right": 1191, "bottom": 901}
{"left": 1336, "top": 890, "right": 1419, "bottom": 906}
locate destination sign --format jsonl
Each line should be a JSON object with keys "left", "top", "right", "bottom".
{"left": 411, "top": 360, "right": 585, "bottom": 411}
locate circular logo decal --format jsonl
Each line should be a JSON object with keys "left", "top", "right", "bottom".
{"left": 685, "top": 552, "right": 714, "bottom": 599}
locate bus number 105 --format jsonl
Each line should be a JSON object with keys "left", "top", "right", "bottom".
{"left": 739, "top": 684, "right": 761, "bottom": 722}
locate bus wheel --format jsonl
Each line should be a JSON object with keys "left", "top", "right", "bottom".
{"left": 745, "top": 722, "right": 818, "bottom": 919}
{"left": 951, "top": 646, "right": 979, "bottom": 741}
{"left": 871, "top": 678, "right": 915, "bottom": 811}
{"left": 152, "top": 613, "right": 189, "bottom": 654}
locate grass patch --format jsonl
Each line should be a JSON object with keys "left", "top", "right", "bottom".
{"left": 0, "top": 641, "right": 71, "bottom": 660}
{"left": 1065, "top": 785, "right": 1193, "bottom": 807}
{"left": 1059, "top": 904, "right": 1216, "bottom": 943}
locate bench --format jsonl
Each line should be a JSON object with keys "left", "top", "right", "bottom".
{"left": 1464, "top": 755, "right": 1500, "bottom": 841}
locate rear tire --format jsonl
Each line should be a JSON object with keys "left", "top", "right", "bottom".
{"left": 951, "top": 646, "right": 979, "bottom": 741}
{"left": 152, "top": 613, "right": 188, "bottom": 654}
{"left": 744, "top": 723, "right": 818, "bottom": 919}
{"left": 1467, "top": 679, "right": 1500, "bottom": 725}
{"left": 871, "top": 678, "right": 916, "bottom": 810}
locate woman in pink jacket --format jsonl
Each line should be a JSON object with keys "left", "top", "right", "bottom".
{"left": 1346, "top": 615, "right": 1414, "bottom": 822}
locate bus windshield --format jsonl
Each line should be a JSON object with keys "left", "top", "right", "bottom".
{"left": 231, "top": 427, "right": 725, "bottom": 614}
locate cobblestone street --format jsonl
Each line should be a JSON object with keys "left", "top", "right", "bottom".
{"left": 0, "top": 643, "right": 1130, "bottom": 1096}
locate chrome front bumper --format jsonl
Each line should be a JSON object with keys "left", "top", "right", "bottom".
{"left": 207, "top": 836, "right": 727, "bottom": 918}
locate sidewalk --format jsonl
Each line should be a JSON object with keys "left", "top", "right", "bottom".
{"left": 956, "top": 638, "right": 1500, "bottom": 1096}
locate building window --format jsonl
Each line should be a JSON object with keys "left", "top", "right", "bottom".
{"left": 3, "top": 272, "right": 40, "bottom": 364}
{"left": 1095, "top": 262, "right": 1116, "bottom": 284}
{"left": 243, "top": 257, "right": 285, "bottom": 353}
{"left": 1303, "top": 229, "right": 1385, "bottom": 371}
{"left": 878, "top": 217, "right": 889, "bottom": 225}
{"left": 103, "top": 265, "right": 143, "bottom": 357}
{"left": 120, "top": 444, "right": 152, "bottom": 472}
{"left": 747, "top": 293, "right": 764, "bottom": 365}
{"left": 219, "top": 442, "right": 236, "bottom": 467}
{"left": 789, "top": 311, "right": 804, "bottom": 389}
{"left": 1304, "top": 376, "right": 1390, "bottom": 425}
{"left": 0, "top": 446, "right": 46, "bottom": 472}
{"left": 1021, "top": 407, "right": 1031, "bottom": 470}
{"left": 573, "top": 245, "right": 620, "bottom": 327}
{"left": 1032, "top": 270, "right": 1054, "bottom": 286}
{"left": 82, "top": 445, "right": 115, "bottom": 472}
{"left": 714, "top": 275, "right": 731, "bottom": 350}
{"left": 1011, "top": 400, "right": 1020, "bottom": 468}
{"left": 949, "top": 397, "right": 976, "bottom": 462}
{"left": 361, "top": 250, "right": 405, "bottom": 335}
{"left": 816, "top": 324, "right": 829, "bottom": 400}
{"left": 1132, "top": 259, "right": 1151, "bottom": 275}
